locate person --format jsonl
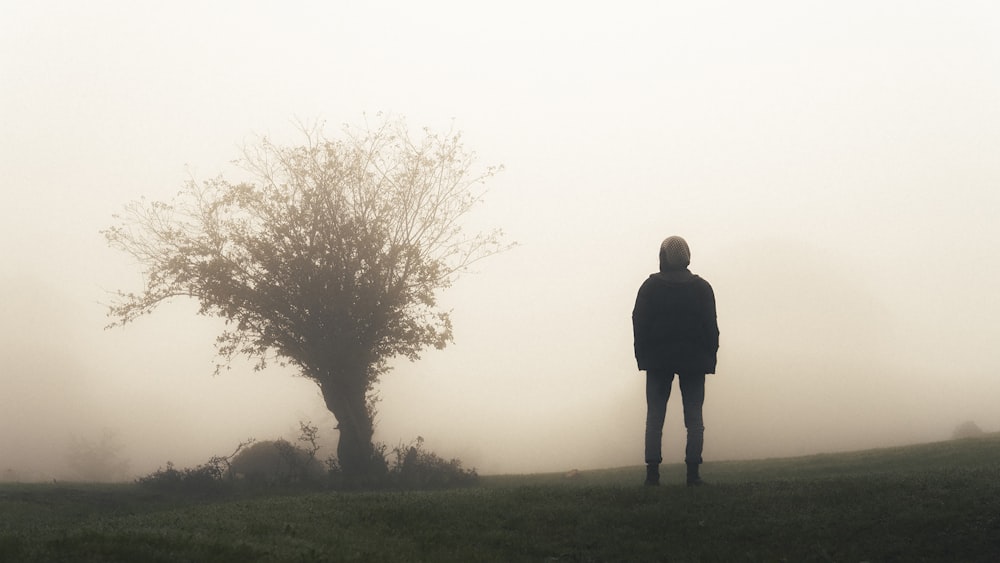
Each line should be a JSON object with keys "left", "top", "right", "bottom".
{"left": 632, "top": 236, "right": 719, "bottom": 486}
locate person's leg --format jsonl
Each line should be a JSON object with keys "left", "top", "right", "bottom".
{"left": 644, "top": 370, "right": 674, "bottom": 485}
{"left": 678, "top": 373, "right": 706, "bottom": 485}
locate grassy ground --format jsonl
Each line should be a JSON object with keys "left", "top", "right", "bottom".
{"left": 2, "top": 434, "right": 999, "bottom": 562}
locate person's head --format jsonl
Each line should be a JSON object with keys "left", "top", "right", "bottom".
{"left": 658, "top": 236, "right": 690, "bottom": 271}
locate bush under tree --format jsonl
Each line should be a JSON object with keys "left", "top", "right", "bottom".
{"left": 137, "top": 424, "right": 476, "bottom": 493}
{"left": 228, "top": 440, "right": 326, "bottom": 486}
{"left": 137, "top": 438, "right": 254, "bottom": 495}
{"left": 387, "top": 436, "right": 477, "bottom": 489}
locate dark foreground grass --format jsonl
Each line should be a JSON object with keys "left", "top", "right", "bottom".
{"left": 2, "top": 435, "right": 999, "bottom": 562}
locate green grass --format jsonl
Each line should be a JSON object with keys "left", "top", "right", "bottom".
{"left": 3, "top": 435, "right": 1000, "bottom": 562}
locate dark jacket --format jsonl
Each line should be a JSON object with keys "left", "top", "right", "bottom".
{"left": 632, "top": 267, "right": 719, "bottom": 374}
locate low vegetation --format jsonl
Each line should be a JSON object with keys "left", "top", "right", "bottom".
{"left": 2, "top": 433, "right": 999, "bottom": 562}
{"left": 134, "top": 424, "right": 477, "bottom": 495}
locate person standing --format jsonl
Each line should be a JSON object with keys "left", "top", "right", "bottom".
{"left": 632, "top": 236, "right": 719, "bottom": 486}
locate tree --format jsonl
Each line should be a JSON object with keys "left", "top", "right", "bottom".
{"left": 104, "top": 116, "right": 510, "bottom": 480}
{"left": 66, "top": 430, "right": 130, "bottom": 482}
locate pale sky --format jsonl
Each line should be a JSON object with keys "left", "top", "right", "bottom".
{"left": 2, "top": 1, "right": 999, "bottom": 478}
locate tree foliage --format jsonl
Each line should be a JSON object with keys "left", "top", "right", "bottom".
{"left": 105, "top": 116, "right": 510, "bottom": 477}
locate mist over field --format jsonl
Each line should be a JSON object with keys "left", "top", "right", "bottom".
{"left": 3, "top": 1, "right": 999, "bottom": 480}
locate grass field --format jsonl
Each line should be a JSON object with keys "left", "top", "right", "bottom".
{"left": 2, "top": 434, "right": 999, "bottom": 562}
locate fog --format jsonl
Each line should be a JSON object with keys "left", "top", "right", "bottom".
{"left": 2, "top": 2, "right": 999, "bottom": 480}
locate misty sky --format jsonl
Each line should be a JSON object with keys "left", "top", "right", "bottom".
{"left": 3, "top": 1, "right": 999, "bottom": 478}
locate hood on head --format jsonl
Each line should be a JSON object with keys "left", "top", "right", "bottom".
{"left": 659, "top": 236, "right": 690, "bottom": 270}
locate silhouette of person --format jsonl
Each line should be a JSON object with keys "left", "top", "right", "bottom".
{"left": 632, "top": 236, "right": 719, "bottom": 486}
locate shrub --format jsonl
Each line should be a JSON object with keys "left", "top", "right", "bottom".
{"left": 136, "top": 461, "right": 227, "bottom": 495}
{"left": 952, "top": 420, "right": 985, "bottom": 440}
{"left": 136, "top": 439, "right": 253, "bottom": 495}
{"left": 386, "top": 436, "right": 478, "bottom": 489}
{"left": 228, "top": 439, "right": 325, "bottom": 487}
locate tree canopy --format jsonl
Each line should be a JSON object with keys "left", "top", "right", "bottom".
{"left": 105, "top": 116, "right": 510, "bottom": 477}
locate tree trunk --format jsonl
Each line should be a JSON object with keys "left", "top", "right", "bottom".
{"left": 319, "top": 378, "right": 384, "bottom": 485}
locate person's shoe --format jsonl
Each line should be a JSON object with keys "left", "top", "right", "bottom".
{"left": 686, "top": 463, "right": 704, "bottom": 486}
{"left": 644, "top": 464, "right": 660, "bottom": 486}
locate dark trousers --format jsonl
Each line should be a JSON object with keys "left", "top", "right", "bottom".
{"left": 645, "top": 371, "right": 705, "bottom": 465}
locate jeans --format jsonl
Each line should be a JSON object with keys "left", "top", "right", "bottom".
{"left": 645, "top": 371, "right": 705, "bottom": 465}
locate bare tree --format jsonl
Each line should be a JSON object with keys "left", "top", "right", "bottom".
{"left": 104, "top": 116, "right": 510, "bottom": 479}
